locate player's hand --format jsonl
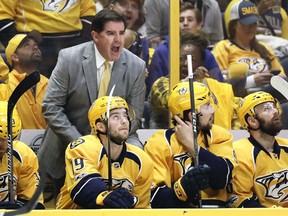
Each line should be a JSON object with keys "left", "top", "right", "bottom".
{"left": 174, "top": 115, "right": 198, "bottom": 155}
{"left": 96, "top": 188, "right": 137, "bottom": 208}
{"left": 174, "top": 165, "right": 210, "bottom": 201}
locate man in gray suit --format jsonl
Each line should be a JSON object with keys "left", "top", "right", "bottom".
{"left": 37, "top": 9, "right": 146, "bottom": 197}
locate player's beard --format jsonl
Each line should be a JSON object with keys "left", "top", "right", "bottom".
{"left": 198, "top": 114, "right": 214, "bottom": 131}
{"left": 109, "top": 129, "right": 129, "bottom": 145}
{"left": 256, "top": 115, "right": 282, "bottom": 136}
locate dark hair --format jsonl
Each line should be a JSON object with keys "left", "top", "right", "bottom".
{"left": 180, "top": 32, "right": 209, "bottom": 61}
{"left": 91, "top": 9, "right": 127, "bottom": 32}
{"left": 180, "top": 2, "right": 202, "bottom": 24}
{"left": 228, "top": 20, "right": 274, "bottom": 68}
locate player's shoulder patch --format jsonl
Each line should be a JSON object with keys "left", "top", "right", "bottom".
{"left": 70, "top": 138, "right": 85, "bottom": 149}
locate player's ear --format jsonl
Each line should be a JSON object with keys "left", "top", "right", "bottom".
{"left": 96, "top": 122, "right": 106, "bottom": 133}
{"left": 247, "top": 116, "right": 259, "bottom": 130}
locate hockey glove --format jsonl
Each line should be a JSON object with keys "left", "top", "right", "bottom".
{"left": 174, "top": 164, "right": 210, "bottom": 201}
{"left": 96, "top": 187, "right": 137, "bottom": 208}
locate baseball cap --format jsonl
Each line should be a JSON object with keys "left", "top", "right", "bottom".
{"left": 5, "top": 30, "right": 42, "bottom": 66}
{"left": 230, "top": 0, "right": 260, "bottom": 25}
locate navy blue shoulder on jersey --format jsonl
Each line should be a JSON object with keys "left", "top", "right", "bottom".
{"left": 165, "top": 128, "right": 175, "bottom": 146}
{"left": 13, "top": 150, "right": 22, "bottom": 163}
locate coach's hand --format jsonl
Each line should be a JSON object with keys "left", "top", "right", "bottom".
{"left": 96, "top": 188, "right": 137, "bottom": 208}
{"left": 174, "top": 164, "right": 210, "bottom": 201}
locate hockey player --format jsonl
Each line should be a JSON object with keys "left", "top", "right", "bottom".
{"left": 144, "top": 81, "right": 237, "bottom": 208}
{"left": 56, "top": 96, "right": 153, "bottom": 209}
{"left": 228, "top": 91, "right": 288, "bottom": 207}
{"left": 0, "top": 101, "right": 44, "bottom": 209}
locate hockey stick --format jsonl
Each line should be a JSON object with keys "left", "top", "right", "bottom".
{"left": 187, "top": 55, "right": 202, "bottom": 208}
{"left": 7, "top": 71, "right": 40, "bottom": 204}
{"left": 2, "top": 71, "right": 47, "bottom": 215}
{"left": 270, "top": 76, "right": 288, "bottom": 100}
{"left": 106, "top": 85, "right": 116, "bottom": 191}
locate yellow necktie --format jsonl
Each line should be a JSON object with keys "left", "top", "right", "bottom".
{"left": 98, "top": 61, "right": 111, "bottom": 97}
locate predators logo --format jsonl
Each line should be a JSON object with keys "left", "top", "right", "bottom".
{"left": 41, "top": 0, "right": 79, "bottom": 13}
{"left": 238, "top": 57, "right": 268, "bottom": 74}
{"left": 256, "top": 169, "right": 288, "bottom": 203}
{"left": 174, "top": 152, "right": 193, "bottom": 176}
{"left": 103, "top": 178, "right": 134, "bottom": 192}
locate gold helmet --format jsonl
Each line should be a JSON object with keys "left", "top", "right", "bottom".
{"left": 238, "top": 91, "right": 280, "bottom": 129}
{"left": 168, "top": 81, "right": 211, "bottom": 118}
{"left": 0, "top": 101, "right": 22, "bottom": 139}
{"left": 88, "top": 96, "right": 129, "bottom": 132}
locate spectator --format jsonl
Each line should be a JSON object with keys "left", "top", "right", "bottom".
{"left": 0, "top": 0, "right": 96, "bottom": 78}
{"left": 224, "top": 0, "right": 288, "bottom": 40}
{"left": 0, "top": 101, "right": 44, "bottom": 209}
{"left": 144, "top": 81, "right": 237, "bottom": 208}
{"left": 144, "top": 0, "right": 169, "bottom": 48}
{"left": 109, "top": 0, "right": 150, "bottom": 67}
{"left": 228, "top": 91, "right": 288, "bottom": 207}
{"left": 212, "top": 0, "right": 286, "bottom": 98}
{"left": 108, "top": 0, "right": 146, "bottom": 34}
{"left": 0, "top": 31, "right": 48, "bottom": 129}
{"left": 148, "top": 32, "right": 232, "bottom": 129}
{"left": 146, "top": 2, "right": 224, "bottom": 97}
{"left": 255, "top": 0, "right": 288, "bottom": 39}
{"left": 37, "top": 9, "right": 146, "bottom": 200}
{"left": 56, "top": 96, "right": 153, "bottom": 209}
{"left": 213, "top": 0, "right": 288, "bottom": 129}
{"left": 182, "top": 0, "right": 224, "bottom": 45}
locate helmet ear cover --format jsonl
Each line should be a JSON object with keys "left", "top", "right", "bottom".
{"left": 0, "top": 101, "right": 22, "bottom": 139}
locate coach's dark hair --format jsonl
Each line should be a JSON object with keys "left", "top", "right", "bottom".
{"left": 91, "top": 9, "right": 127, "bottom": 33}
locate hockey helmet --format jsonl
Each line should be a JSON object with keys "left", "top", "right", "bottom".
{"left": 0, "top": 101, "right": 22, "bottom": 139}
{"left": 88, "top": 96, "right": 129, "bottom": 132}
{"left": 238, "top": 91, "right": 280, "bottom": 129}
{"left": 168, "top": 81, "right": 211, "bottom": 118}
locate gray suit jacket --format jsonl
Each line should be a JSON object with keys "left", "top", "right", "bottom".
{"left": 38, "top": 41, "right": 146, "bottom": 179}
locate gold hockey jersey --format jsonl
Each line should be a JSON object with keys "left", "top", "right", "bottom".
{"left": 0, "top": 140, "right": 44, "bottom": 206}
{"left": 0, "top": 0, "right": 96, "bottom": 33}
{"left": 144, "top": 125, "right": 237, "bottom": 207}
{"left": 56, "top": 135, "right": 154, "bottom": 209}
{"left": 230, "top": 136, "right": 288, "bottom": 207}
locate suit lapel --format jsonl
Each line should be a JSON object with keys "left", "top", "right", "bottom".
{"left": 82, "top": 42, "right": 97, "bottom": 103}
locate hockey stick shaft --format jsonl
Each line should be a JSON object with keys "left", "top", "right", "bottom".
{"left": 7, "top": 71, "right": 40, "bottom": 204}
{"left": 106, "top": 85, "right": 116, "bottom": 191}
{"left": 270, "top": 76, "right": 288, "bottom": 100}
{"left": 187, "top": 55, "right": 202, "bottom": 208}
